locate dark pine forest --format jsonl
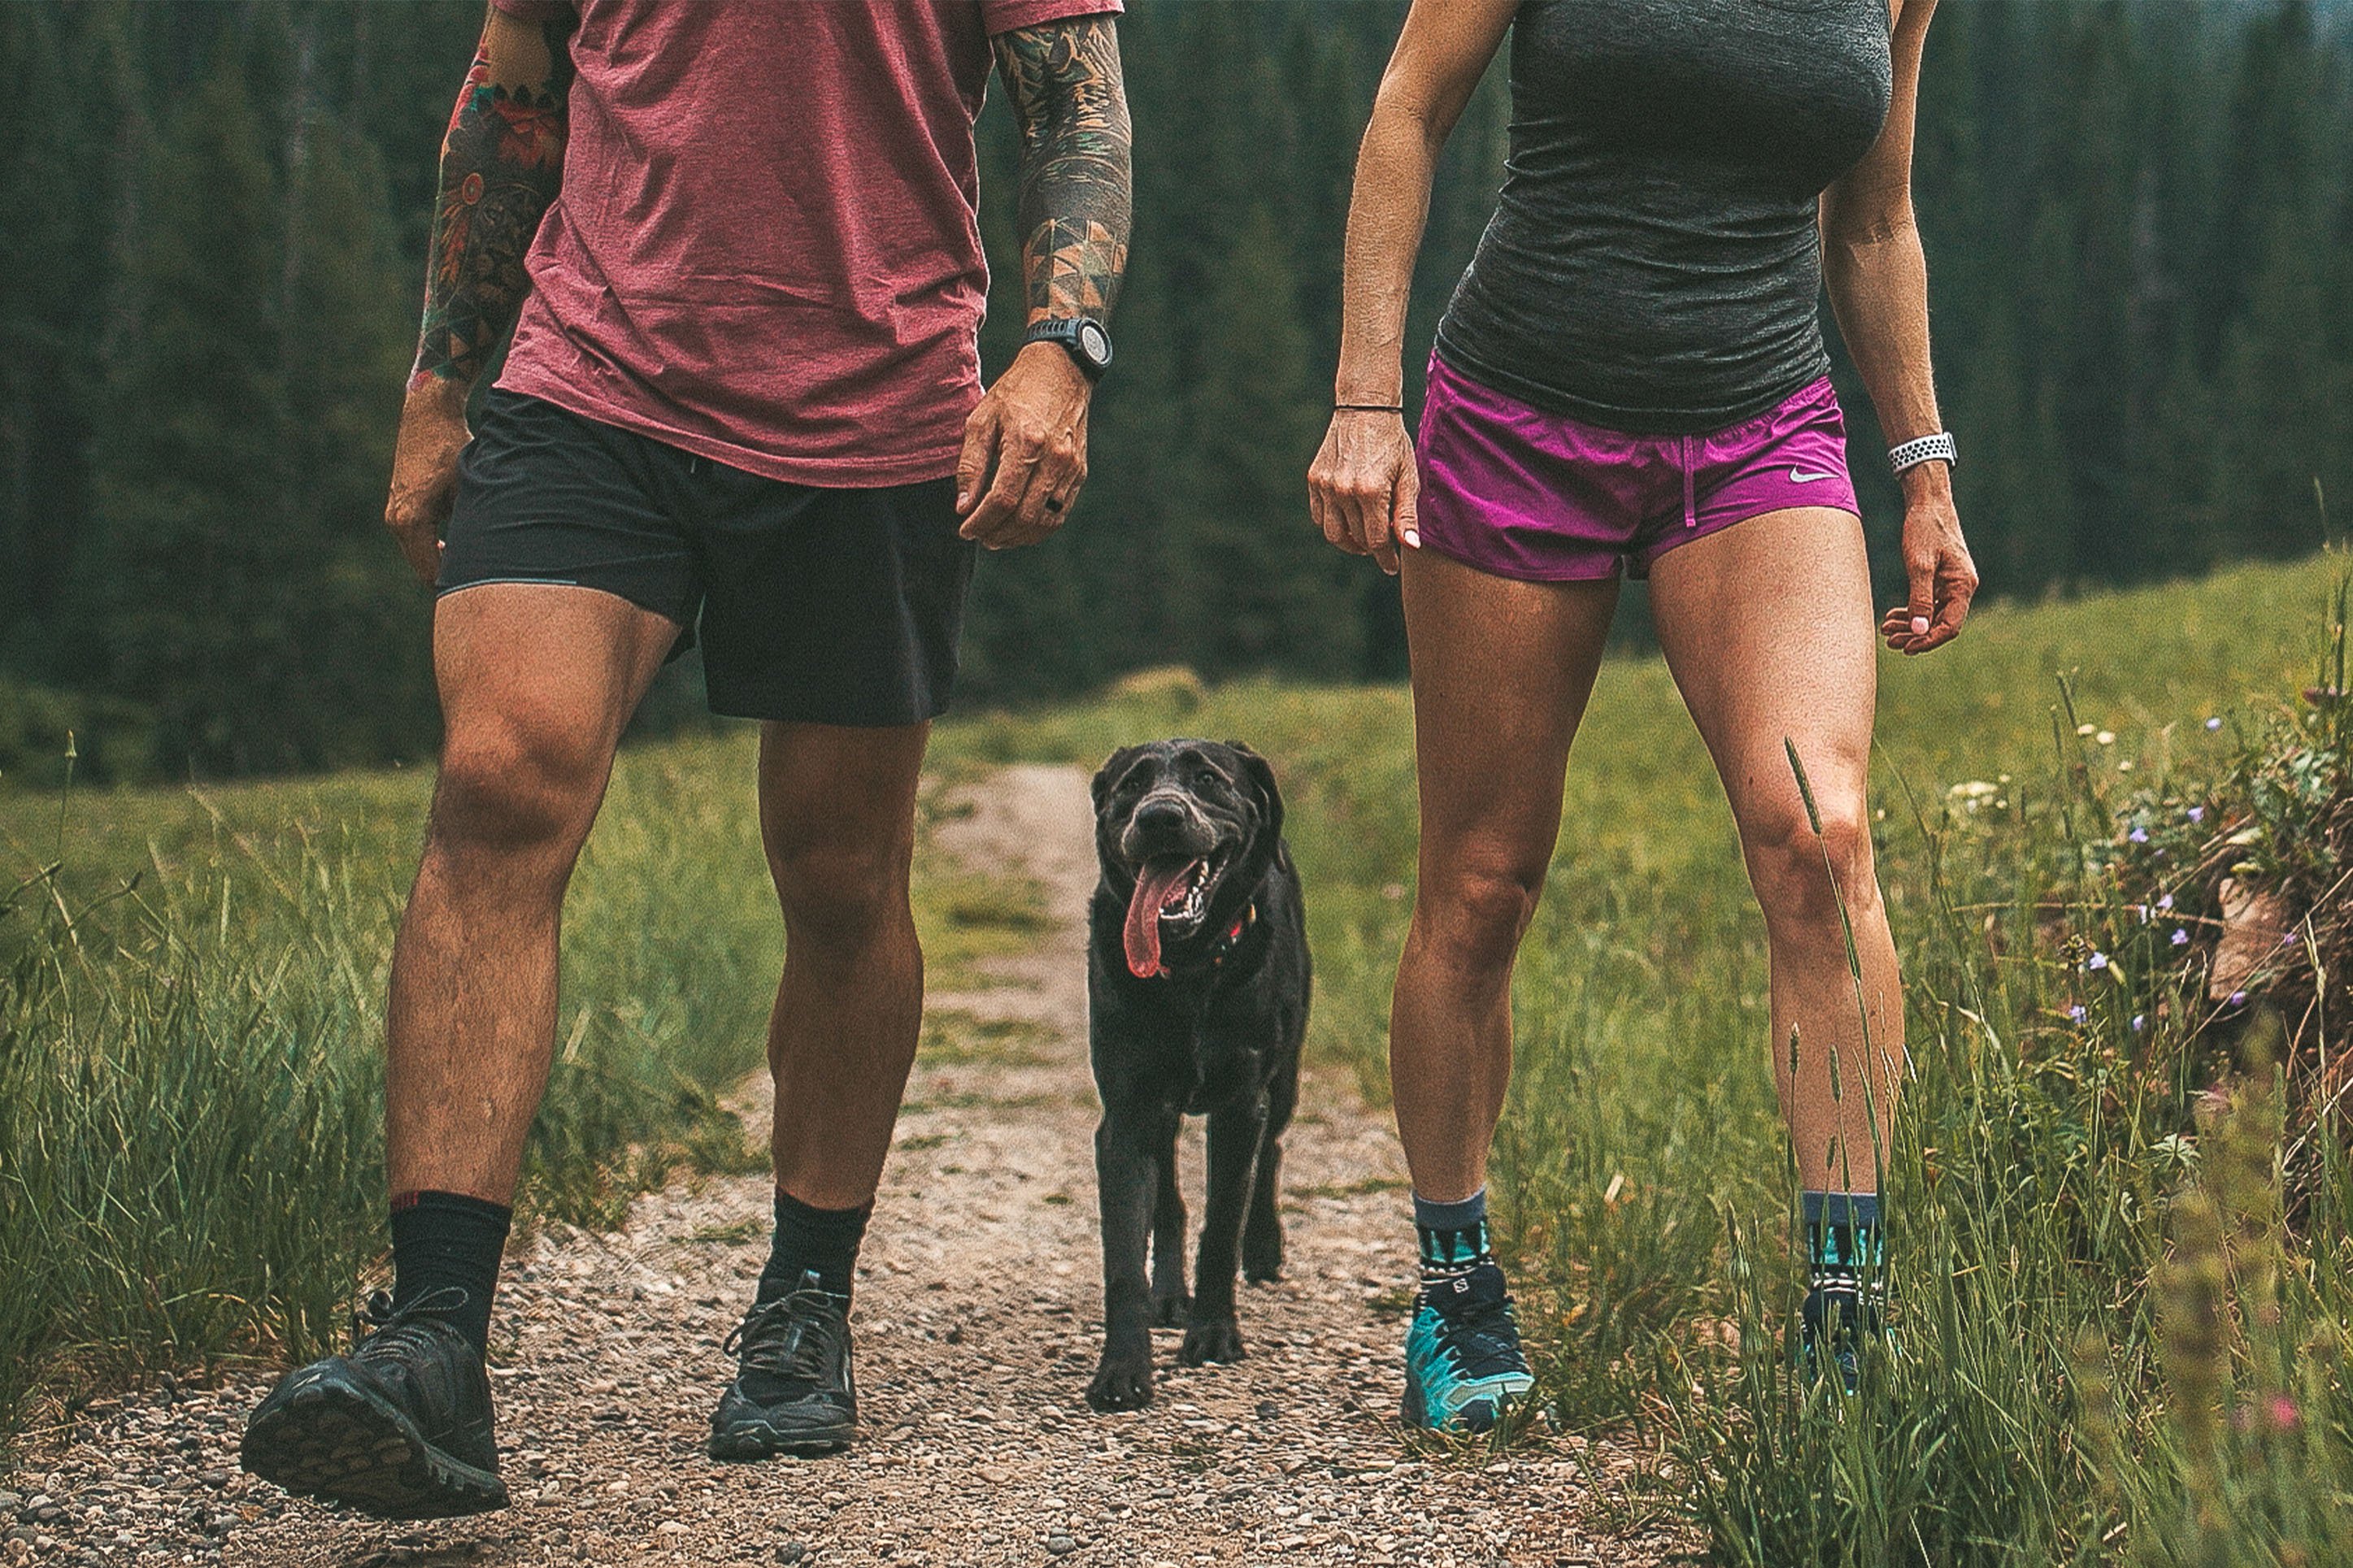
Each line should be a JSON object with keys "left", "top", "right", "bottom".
{"left": 1, "top": 0, "right": 2348, "bottom": 780}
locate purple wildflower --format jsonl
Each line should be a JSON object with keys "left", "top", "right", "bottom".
{"left": 2206, "top": 717, "right": 2223, "bottom": 732}
{"left": 2132, "top": 1014, "right": 2146, "bottom": 1033}
{"left": 2086, "top": 951, "right": 2110, "bottom": 972}
{"left": 2229, "top": 991, "right": 2247, "bottom": 1008}
{"left": 2157, "top": 893, "right": 2175, "bottom": 912}
{"left": 2129, "top": 827, "right": 2149, "bottom": 844}
{"left": 2172, "top": 929, "right": 2190, "bottom": 948}
{"left": 2068, "top": 1004, "right": 2088, "bottom": 1023}
{"left": 2187, "top": 806, "right": 2207, "bottom": 823}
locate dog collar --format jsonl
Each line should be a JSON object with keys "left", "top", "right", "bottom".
{"left": 1207, "top": 901, "right": 1259, "bottom": 966}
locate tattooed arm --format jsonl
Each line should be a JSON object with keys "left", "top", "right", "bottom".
{"left": 996, "top": 15, "right": 1132, "bottom": 326}
{"left": 385, "top": 2, "right": 576, "bottom": 585}
{"left": 956, "top": 13, "right": 1132, "bottom": 549}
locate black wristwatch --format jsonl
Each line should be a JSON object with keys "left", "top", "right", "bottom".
{"left": 1023, "top": 316, "right": 1113, "bottom": 381}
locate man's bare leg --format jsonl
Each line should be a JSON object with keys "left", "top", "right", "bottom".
{"left": 242, "top": 584, "right": 676, "bottom": 1514}
{"left": 759, "top": 720, "right": 931, "bottom": 1213}
{"left": 707, "top": 720, "right": 930, "bottom": 1462}
{"left": 385, "top": 584, "right": 679, "bottom": 1202}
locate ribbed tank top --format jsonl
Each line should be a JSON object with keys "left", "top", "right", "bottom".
{"left": 1434, "top": 0, "right": 1894, "bottom": 435}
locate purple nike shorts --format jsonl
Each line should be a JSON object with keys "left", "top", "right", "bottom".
{"left": 1413, "top": 354, "right": 1860, "bottom": 583}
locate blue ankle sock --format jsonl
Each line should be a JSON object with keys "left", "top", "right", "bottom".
{"left": 1802, "top": 1190, "right": 1883, "bottom": 1305}
{"left": 1413, "top": 1189, "right": 1494, "bottom": 1286}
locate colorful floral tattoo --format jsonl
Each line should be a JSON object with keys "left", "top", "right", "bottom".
{"left": 993, "top": 16, "right": 1133, "bottom": 326}
{"left": 411, "top": 19, "right": 576, "bottom": 391}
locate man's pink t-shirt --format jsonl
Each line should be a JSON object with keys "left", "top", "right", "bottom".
{"left": 488, "top": 0, "right": 1116, "bottom": 488}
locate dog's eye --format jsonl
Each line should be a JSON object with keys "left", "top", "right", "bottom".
{"left": 1192, "top": 768, "right": 1222, "bottom": 793}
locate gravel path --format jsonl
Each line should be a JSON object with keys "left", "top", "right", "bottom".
{"left": 15, "top": 764, "right": 1688, "bottom": 1567}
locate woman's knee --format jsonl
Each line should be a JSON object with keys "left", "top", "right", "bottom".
{"left": 1413, "top": 856, "right": 1548, "bottom": 975}
{"left": 1742, "top": 797, "right": 1880, "bottom": 930}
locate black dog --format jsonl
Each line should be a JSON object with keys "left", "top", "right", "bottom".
{"left": 1084, "top": 740, "right": 1310, "bottom": 1412}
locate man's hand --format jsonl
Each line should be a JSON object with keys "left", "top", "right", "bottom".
{"left": 1307, "top": 410, "right": 1420, "bottom": 576}
{"left": 1880, "top": 463, "right": 1976, "bottom": 654}
{"left": 385, "top": 378, "right": 472, "bottom": 586}
{"left": 955, "top": 341, "right": 1093, "bottom": 549}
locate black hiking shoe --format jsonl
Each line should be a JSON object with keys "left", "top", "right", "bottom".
{"left": 709, "top": 1270, "right": 857, "bottom": 1460}
{"left": 240, "top": 1288, "right": 507, "bottom": 1519}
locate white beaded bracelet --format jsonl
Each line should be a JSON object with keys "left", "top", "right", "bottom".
{"left": 1888, "top": 432, "right": 1957, "bottom": 475}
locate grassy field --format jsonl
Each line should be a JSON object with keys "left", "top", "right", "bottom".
{"left": 5, "top": 554, "right": 2350, "bottom": 1562}
{"left": 0, "top": 741, "right": 1041, "bottom": 1436}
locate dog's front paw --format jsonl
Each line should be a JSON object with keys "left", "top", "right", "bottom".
{"left": 1150, "top": 1289, "right": 1192, "bottom": 1327}
{"left": 1087, "top": 1356, "right": 1155, "bottom": 1412}
{"left": 1179, "top": 1315, "right": 1246, "bottom": 1366}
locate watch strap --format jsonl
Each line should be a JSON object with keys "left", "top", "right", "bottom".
{"left": 1888, "top": 432, "right": 1957, "bottom": 475}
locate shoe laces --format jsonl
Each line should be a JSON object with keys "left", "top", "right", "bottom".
{"left": 351, "top": 1286, "right": 470, "bottom": 1360}
{"left": 1429, "top": 1289, "right": 1527, "bottom": 1381}
{"left": 724, "top": 1288, "right": 842, "bottom": 1386}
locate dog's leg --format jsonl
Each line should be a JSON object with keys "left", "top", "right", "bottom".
{"left": 1180, "top": 1099, "right": 1265, "bottom": 1366}
{"left": 1244, "top": 1069, "right": 1294, "bottom": 1284}
{"left": 1088, "top": 1115, "right": 1160, "bottom": 1411}
{"left": 1150, "top": 1131, "right": 1190, "bottom": 1326}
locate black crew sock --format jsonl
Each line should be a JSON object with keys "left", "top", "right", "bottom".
{"left": 388, "top": 1190, "right": 512, "bottom": 1357}
{"left": 1413, "top": 1188, "right": 1495, "bottom": 1301}
{"left": 756, "top": 1188, "right": 873, "bottom": 1309}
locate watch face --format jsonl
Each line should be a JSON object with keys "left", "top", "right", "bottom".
{"left": 1077, "top": 320, "right": 1111, "bottom": 367}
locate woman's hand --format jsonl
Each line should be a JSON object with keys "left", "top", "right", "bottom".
{"left": 1879, "top": 464, "right": 1976, "bottom": 654}
{"left": 1308, "top": 410, "right": 1421, "bottom": 576}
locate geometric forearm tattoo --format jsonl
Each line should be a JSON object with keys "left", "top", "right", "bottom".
{"left": 993, "top": 16, "right": 1133, "bottom": 326}
{"left": 410, "top": 19, "right": 576, "bottom": 391}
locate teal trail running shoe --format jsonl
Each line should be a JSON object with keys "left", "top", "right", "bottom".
{"left": 1401, "top": 1262, "right": 1535, "bottom": 1434}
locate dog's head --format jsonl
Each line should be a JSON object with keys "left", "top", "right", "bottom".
{"left": 1091, "top": 739, "right": 1284, "bottom": 980}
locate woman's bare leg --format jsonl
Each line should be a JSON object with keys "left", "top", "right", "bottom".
{"left": 1390, "top": 549, "right": 1620, "bottom": 1201}
{"left": 1645, "top": 509, "right": 1902, "bottom": 1193}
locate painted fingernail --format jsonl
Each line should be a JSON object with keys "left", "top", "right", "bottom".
{"left": 1402, "top": 529, "right": 1420, "bottom": 548}
{"left": 1912, "top": 615, "right": 1930, "bottom": 636}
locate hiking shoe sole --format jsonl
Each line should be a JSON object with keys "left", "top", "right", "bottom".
{"left": 241, "top": 1366, "right": 507, "bottom": 1520}
{"left": 708, "top": 1413, "right": 855, "bottom": 1461}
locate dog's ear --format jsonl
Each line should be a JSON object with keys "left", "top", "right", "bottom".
{"left": 1093, "top": 745, "right": 1144, "bottom": 810}
{"left": 1223, "top": 741, "right": 1284, "bottom": 841}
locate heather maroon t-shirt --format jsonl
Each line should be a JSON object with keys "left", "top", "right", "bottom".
{"left": 489, "top": 0, "right": 1117, "bottom": 488}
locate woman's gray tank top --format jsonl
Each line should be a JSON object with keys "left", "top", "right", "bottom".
{"left": 1433, "top": 0, "right": 1894, "bottom": 435}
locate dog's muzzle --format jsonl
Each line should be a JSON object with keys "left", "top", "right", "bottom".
{"left": 1118, "top": 791, "right": 1233, "bottom": 979}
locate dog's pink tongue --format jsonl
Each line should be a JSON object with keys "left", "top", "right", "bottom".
{"left": 1124, "top": 860, "right": 1194, "bottom": 979}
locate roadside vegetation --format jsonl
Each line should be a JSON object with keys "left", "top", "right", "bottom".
{"left": 0, "top": 745, "right": 1037, "bottom": 1444}
{"left": 5, "top": 552, "right": 2349, "bottom": 1562}
{"left": 958, "top": 552, "right": 2353, "bottom": 1565}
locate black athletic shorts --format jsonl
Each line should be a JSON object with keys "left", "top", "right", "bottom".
{"left": 439, "top": 389, "right": 976, "bottom": 727}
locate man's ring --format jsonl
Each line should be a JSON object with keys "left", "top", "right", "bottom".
{"left": 1044, "top": 496, "right": 1063, "bottom": 513}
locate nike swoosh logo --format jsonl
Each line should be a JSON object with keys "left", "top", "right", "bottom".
{"left": 1790, "top": 468, "right": 1837, "bottom": 484}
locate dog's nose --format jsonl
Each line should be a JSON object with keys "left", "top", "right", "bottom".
{"left": 1133, "top": 797, "right": 1189, "bottom": 835}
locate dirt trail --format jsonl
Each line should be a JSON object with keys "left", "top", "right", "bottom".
{"left": 28, "top": 765, "right": 1683, "bottom": 1567}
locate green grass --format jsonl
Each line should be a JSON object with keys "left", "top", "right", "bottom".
{"left": 941, "top": 554, "right": 2353, "bottom": 1562}
{"left": 0, "top": 737, "right": 1036, "bottom": 1436}
{"left": 3, "top": 554, "right": 2348, "bottom": 1563}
